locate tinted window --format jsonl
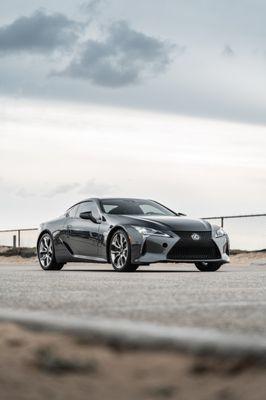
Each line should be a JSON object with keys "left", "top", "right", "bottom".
{"left": 99, "top": 199, "right": 176, "bottom": 216}
{"left": 77, "top": 201, "right": 101, "bottom": 219}
{"left": 139, "top": 204, "right": 166, "bottom": 215}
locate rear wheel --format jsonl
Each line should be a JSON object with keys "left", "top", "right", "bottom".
{"left": 110, "top": 230, "right": 139, "bottom": 272}
{"left": 195, "top": 262, "right": 223, "bottom": 272}
{"left": 38, "top": 233, "right": 64, "bottom": 271}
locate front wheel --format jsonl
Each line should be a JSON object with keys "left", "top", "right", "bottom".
{"left": 109, "top": 230, "right": 139, "bottom": 272}
{"left": 38, "top": 233, "right": 64, "bottom": 271}
{"left": 195, "top": 262, "right": 223, "bottom": 272}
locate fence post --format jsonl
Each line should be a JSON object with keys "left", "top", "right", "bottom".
{"left": 221, "top": 217, "right": 224, "bottom": 228}
{"left": 13, "top": 235, "right": 17, "bottom": 249}
{"left": 18, "top": 230, "right": 21, "bottom": 248}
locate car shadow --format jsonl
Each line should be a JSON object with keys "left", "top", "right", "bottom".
{"left": 61, "top": 269, "right": 201, "bottom": 273}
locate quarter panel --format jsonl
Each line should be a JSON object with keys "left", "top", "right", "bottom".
{"left": 38, "top": 216, "right": 72, "bottom": 263}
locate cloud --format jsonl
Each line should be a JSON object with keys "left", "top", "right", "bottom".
{"left": 222, "top": 45, "right": 235, "bottom": 58}
{"left": 79, "top": 179, "right": 116, "bottom": 196}
{"left": 0, "top": 10, "right": 81, "bottom": 54}
{"left": 55, "top": 20, "right": 176, "bottom": 87}
{"left": 15, "top": 188, "right": 34, "bottom": 198}
{"left": 46, "top": 180, "right": 115, "bottom": 198}
{"left": 47, "top": 182, "right": 80, "bottom": 197}
{"left": 0, "top": 178, "right": 115, "bottom": 199}
{"left": 79, "top": 0, "right": 105, "bottom": 16}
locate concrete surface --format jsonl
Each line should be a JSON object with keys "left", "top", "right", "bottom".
{"left": 0, "top": 262, "right": 265, "bottom": 338}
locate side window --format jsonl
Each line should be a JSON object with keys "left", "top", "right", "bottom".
{"left": 67, "top": 205, "right": 78, "bottom": 218}
{"left": 78, "top": 202, "right": 93, "bottom": 215}
{"left": 77, "top": 202, "right": 101, "bottom": 219}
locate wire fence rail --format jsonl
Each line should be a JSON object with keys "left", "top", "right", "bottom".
{"left": 0, "top": 213, "right": 266, "bottom": 250}
{"left": 203, "top": 213, "right": 266, "bottom": 228}
{"left": 0, "top": 228, "right": 38, "bottom": 248}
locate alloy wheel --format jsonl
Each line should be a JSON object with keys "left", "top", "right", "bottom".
{"left": 110, "top": 232, "right": 129, "bottom": 269}
{"left": 39, "top": 234, "right": 53, "bottom": 268}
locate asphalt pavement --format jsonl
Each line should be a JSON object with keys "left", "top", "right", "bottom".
{"left": 0, "top": 261, "right": 265, "bottom": 338}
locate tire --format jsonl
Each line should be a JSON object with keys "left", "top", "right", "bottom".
{"left": 195, "top": 262, "right": 223, "bottom": 272}
{"left": 38, "top": 233, "right": 64, "bottom": 271}
{"left": 109, "top": 229, "right": 139, "bottom": 272}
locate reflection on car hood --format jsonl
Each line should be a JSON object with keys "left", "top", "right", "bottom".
{"left": 112, "top": 215, "right": 212, "bottom": 231}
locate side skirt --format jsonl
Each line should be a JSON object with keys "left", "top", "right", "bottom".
{"left": 72, "top": 255, "right": 108, "bottom": 263}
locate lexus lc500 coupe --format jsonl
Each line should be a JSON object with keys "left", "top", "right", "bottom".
{"left": 37, "top": 198, "right": 230, "bottom": 272}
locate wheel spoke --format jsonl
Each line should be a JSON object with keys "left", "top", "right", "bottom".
{"left": 43, "top": 236, "right": 49, "bottom": 248}
{"left": 114, "top": 253, "right": 120, "bottom": 262}
{"left": 113, "top": 238, "right": 120, "bottom": 250}
{"left": 117, "top": 234, "right": 122, "bottom": 247}
{"left": 118, "top": 256, "right": 123, "bottom": 267}
{"left": 111, "top": 248, "right": 120, "bottom": 254}
{"left": 111, "top": 242, "right": 120, "bottom": 251}
{"left": 121, "top": 236, "right": 127, "bottom": 249}
{"left": 40, "top": 242, "right": 47, "bottom": 252}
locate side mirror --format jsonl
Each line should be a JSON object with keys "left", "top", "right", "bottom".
{"left": 79, "top": 211, "right": 98, "bottom": 223}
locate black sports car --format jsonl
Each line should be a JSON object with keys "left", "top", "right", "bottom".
{"left": 37, "top": 198, "right": 230, "bottom": 272}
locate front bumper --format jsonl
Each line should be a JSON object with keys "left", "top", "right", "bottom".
{"left": 129, "top": 229, "right": 230, "bottom": 265}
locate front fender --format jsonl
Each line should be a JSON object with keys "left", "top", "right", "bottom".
{"left": 106, "top": 225, "right": 144, "bottom": 263}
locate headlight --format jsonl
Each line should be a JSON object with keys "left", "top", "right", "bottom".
{"left": 133, "top": 226, "right": 171, "bottom": 238}
{"left": 215, "top": 227, "right": 226, "bottom": 238}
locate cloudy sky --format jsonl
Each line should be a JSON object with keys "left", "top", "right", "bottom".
{"left": 1, "top": 0, "right": 266, "bottom": 248}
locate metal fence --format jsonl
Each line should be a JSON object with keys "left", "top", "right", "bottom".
{"left": 0, "top": 213, "right": 266, "bottom": 250}
{"left": 203, "top": 214, "right": 266, "bottom": 250}
{"left": 203, "top": 213, "right": 266, "bottom": 229}
{"left": 0, "top": 228, "right": 38, "bottom": 249}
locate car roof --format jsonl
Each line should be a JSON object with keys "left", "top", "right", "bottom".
{"left": 97, "top": 197, "right": 150, "bottom": 201}
{"left": 83, "top": 197, "right": 152, "bottom": 202}
{"left": 66, "top": 198, "right": 152, "bottom": 211}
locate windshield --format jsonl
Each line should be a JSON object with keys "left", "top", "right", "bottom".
{"left": 99, "top": 199, "right": 177, "bottom": 216}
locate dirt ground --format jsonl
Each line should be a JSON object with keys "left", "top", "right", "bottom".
{"left": 229, "top": 251, "right": 266, "bottom": 266}
{"left": 0, "top": 255, "right": 37, "bottom": 265}
{"left": 0, "top": 323, "right": 264, "bottom": 400}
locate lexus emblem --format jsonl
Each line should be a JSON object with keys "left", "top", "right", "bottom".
{"left": 191, "top": 233, "right": 200, "bottom": 241}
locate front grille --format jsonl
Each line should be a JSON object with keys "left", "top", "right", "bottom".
{"left": 167, "top": 231, "right": 220, "bottom": 260}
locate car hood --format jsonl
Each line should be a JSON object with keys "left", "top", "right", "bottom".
{"left": 111, "top": 215, "right": 212, "bottom": 232}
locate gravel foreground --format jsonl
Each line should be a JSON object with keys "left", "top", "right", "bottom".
{"left": 0, "top": 323, "right": 265, "bottom": 400}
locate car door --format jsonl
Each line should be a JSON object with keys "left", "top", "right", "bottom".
{"left": 68, "top": 201, "right": 101, "bottom": 258}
